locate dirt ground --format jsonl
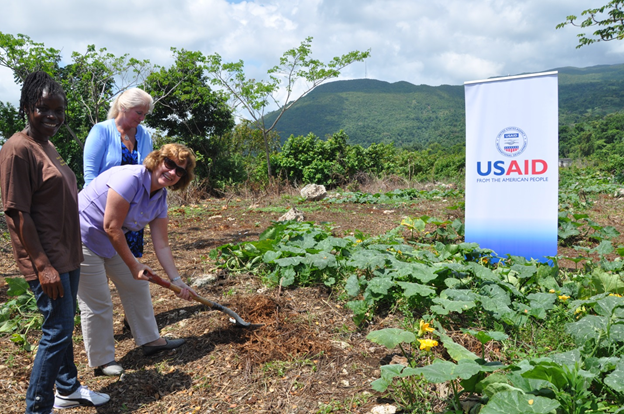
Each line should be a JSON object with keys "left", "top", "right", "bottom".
{"left": 0, "top": 186, "right": 621, "bottom": 414}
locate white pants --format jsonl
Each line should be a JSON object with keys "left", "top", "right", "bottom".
{"left": 78, "top": 245, "right": 160, "bottom": 367}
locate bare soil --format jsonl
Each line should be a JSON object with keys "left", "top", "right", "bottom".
{"left": 0, "top": 189, "right": 622, "bottom": 413}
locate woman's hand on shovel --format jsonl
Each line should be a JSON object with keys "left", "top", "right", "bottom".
{"left": 141, "top": 269, "right": 197, "bottom": 301}
{"left": 133, "top": 263, "right": 156, "bottom": 281}
{"left": 171, "top": 278, "right": 197, "bottom": 301}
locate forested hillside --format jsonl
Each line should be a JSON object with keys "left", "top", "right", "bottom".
{"left": 267, "top": 80, "right": 465, "bottom": 149}
{"left": 558, "top": 64, "right": 624, "bottom": 124}
{"left": 265, "top": 63, "right": 624, "bottom": 149}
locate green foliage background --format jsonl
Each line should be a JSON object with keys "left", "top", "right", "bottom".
{"left": 3, "top": 30, "right": 624, "bottom": 191}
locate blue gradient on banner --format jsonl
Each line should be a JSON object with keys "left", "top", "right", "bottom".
{"left": 465, "top": 220, "right": 557, "bottom": 262}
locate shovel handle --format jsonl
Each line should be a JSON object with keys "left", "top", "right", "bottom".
{"left": 143, "top": 271, "right": 252, "bottom": 327}
{"left": 143, "top": 271, "right": 215, "bottom": 307}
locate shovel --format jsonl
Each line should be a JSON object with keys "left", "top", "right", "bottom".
{"left": 143, "top": 271, "right": 263, "bottom": 328}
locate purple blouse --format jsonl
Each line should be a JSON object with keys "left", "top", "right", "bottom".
{"left": 79, "top": 164, "right": 168, "bottom": 258}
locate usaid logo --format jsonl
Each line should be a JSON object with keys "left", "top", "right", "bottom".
{"left": 496, "top": 127, "right": 527, "bottom": 157}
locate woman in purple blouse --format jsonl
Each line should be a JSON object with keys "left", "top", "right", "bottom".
{"left": 77, "top": 143, "right": 196, "bottom": 377}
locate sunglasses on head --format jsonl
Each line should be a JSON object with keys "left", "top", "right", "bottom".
{"left": 163, "top": 157, "right": 187, "bottom": 178}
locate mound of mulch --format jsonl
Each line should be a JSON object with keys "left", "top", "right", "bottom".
{"left": 220, "top": 295, "right": 332, "bottom": 365}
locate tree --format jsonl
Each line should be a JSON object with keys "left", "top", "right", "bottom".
{"left": 60, "top": 45, "right": 153, "bottom": 128}
{"left": 0, "top": 32, "right": 153, "bottom": 182}
{"left": 272, "top": 130, "right": 401, "bottom": 186}
{"left": 1, "top": 32, "right": 153, "bottom": 146}
{"left": 228, "top": 119, "right": 280, "bottom": 157}
{"left": 0, "top": 102, "right": 23, "bottom": 142}
{"left": 0, "top": 32, "right": 61, "bottom": 82}
{"left": 0, "top": 32, "right": 86, "bottom": 175}
{"left": 54, "top": 45, "right": 154, "bottom": 162}
{"left": 1, "top": 32, "right": 243, "bottom": 187}
{"left": 205, "top": 37, "right": 371, "bottom": 177}
{"left": 142, "top": 48, "right": 235, "bottom": 180}
{"left": 557, "top": 1, "right": 624, "bottom": 48}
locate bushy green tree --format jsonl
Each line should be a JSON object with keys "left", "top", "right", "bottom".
{"left": 0, "top": 32, "right": 60, "bottom": 81}
{"left": 142, "top": 48, "right": 234, "bottom": 181}
{"left": 358, "top": 142, "right": 398, "bottom": 176}
{"left": 274, "top": 131, "right": 352, "bottom": 186}
{"left": 272, "top": 131, "right": 463, "bottom": 187}
{"left": 0, "top": 102, "right": 22, "bottom": 142}
{"left": 208, "top": 120, "right": 281, "bottom": 188}
{"left": 559, "top": 112, "right": 624, "bottom": 163}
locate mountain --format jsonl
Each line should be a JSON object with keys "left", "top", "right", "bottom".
{"left": 556, "top": 64, "right": 624, "bottom": 123}
{"left": 264, "top": 63, "right": 624, "bottom": 149}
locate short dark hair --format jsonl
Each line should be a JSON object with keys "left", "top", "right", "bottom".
{"left": 19, "top": 71, "right": 67, "bottom": 120}
{"left": 143, "top": 143, "right": 196, "bottom": 191}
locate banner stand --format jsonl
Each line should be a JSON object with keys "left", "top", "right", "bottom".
{"left": 464, "top": 72, "right": 559, "bottom": 262}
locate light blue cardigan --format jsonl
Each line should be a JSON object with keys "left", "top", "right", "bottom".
{"left": 83, "top": 119, "right": 153, "bottom": 185}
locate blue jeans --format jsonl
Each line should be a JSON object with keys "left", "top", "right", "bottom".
{"left": 26, "top": 269, "right": 81, "bottom": 414}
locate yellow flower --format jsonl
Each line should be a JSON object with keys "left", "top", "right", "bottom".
{"left": 418, "top": 320, "right": 435, "bottom": 336}
{"left": 549, "top": 289, "right": 555, "bottom": 293}
{"left": 609, "top": 293, "right": 622, "bottom": 298}
{"left": 418, "top": 339, "right": 438, "bottom": 351}
{"left": 558, "top": 295, "right": 570, "bottom": 301}
{"left": 528, "top": 399, "right": 534, "bottom": 405}
{"left": 356, "top": 239, "right": 362, "bottom": 243}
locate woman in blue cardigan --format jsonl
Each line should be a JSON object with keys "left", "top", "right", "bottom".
{"left": 83, "top": 88, "right": 154, "bottom": 259}
{"left": 84, "top": 88, "right": 154, "bottom": 185}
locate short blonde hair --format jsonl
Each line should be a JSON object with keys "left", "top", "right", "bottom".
{"left": 107, "top": 88, "right": 154, "bottom": 119}
{"left": 143, "top": 143, "right": 196, "bottom": 191}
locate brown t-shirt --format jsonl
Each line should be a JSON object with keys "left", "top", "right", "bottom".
{"left": 0, "top": 131, "right": 83, "bottom": 281}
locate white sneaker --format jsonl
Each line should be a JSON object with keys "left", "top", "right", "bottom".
{"left": 53, "top": 385, "right": 110, "bottom": 409}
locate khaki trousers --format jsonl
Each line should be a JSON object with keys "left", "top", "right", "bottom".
{"left": 78, "top": 245, "right": 160, "bottom": 367}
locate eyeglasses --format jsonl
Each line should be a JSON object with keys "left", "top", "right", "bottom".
{"left": 163, "top": 157, "right": 187, "bottom": 178}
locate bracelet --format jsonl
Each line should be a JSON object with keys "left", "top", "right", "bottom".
{"left": 170, "top": 276, "right": 181, "bottom": 283}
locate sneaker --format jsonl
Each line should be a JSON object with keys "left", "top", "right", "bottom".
{"left": 94, "top": 361, "right": 124, "bottom": 376}
{"left": 53, "top": 385, "right": 110, "bottom": 409}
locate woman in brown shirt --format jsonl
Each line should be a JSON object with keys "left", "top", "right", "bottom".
{"left": 0, "top": 71, "right": 110, "bottom": 414}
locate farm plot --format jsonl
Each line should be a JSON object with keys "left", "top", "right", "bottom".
{"left": 1, "top": 177, "right": 624, "bottom": 413}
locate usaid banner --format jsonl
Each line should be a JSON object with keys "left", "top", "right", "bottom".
{"left": 464, "top": 72, "right": 558, "bottom": 261}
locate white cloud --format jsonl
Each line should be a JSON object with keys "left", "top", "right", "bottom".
{"left": 0, "top": 69, "right": 20, "bottom": 107}
{"left": 433, "top": 52, "right": 504, "bottom": 83}
{"left": 0, "top": 0, "right": 621, "bottom": 108}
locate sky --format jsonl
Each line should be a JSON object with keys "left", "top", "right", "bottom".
{"left": 1, "top": 0, "right": 623, "bottom": 108}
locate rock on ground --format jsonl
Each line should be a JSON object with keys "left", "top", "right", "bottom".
{"left": 190, "top": 274, "right": 218, "bottom": 289}
{"left": 300, "top": 184, "right": 327, "bottom": 201}
{"left": 278, "top": 207, "right": 305, "bottom": 222}
{"left": 370, "top": 405, "right": 397, "bottom": 414}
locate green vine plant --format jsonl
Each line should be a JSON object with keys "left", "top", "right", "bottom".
{"left": 0, "top": 277, "right": 41, "bottom": 351}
